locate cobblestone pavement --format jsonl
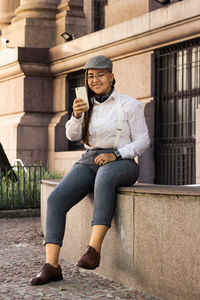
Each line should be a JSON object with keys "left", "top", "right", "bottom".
{"left": 0, "top": 217, "right": 163, "bottom": 300}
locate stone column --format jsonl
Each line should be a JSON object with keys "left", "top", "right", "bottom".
{"left": 56, "top": 0, "right": 87, "bottom": 45}
{"left": 0, "top": 0, "right": 20, "bottom": 29}
{"left": 56, "top": 0, "right": 69, "bottom": 45}
{"left": 2, "top": 0, "right": 62, "bottom": 48}
{"left": 65, "top": 0, "right": 87, "bottom": 39}
{"left": 13, "top": 0, "right": 60, "bottom": 22}
{"left": 83, "top": 0, "right": 94, "bottom": 34}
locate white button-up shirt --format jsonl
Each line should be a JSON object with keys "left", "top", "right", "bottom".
{"left": 65, "top": 89, "right": 150, "bottom": 159}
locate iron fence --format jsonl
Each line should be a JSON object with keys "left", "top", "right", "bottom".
{"left": 155, "top": 38, "right": 200, "bottom": 185}
{"left": 0, "top": 166, "right": 43, "bottom": 210}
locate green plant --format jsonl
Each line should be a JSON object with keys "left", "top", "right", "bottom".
{"left": 42, "top": 168, "right": 64, "bottom": 180}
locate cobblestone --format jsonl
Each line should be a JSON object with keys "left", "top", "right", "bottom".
{"left": 0, "top": 217, "right": 163, "bottom": 300}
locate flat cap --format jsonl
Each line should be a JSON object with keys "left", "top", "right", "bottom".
{"left": 84, "top": 55, "right": 112, "bottom": 72}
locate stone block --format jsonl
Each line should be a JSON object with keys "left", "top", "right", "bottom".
{"left": 2, "top": 19, "right": 26, "bottom": 48}
{"left": 134, "top": 193, "right": 200, "bottom": 300}
{"left": 24, "top": 77, "right": 53, "bottom": 113}
{"left": 105, "top": 0, "right": 149, "bottom": 27}
{"left": 41, "top": 182, "right": 200, "bottom": 300}
{"left": 0, "top": 77, "right": 24, "bottom": 115}
{"left": 24, "top": 19, "right": 56, "bottom": 48}
{"left": 0, "top": 0, "right": 20, "bottom": 29}
{"left": 2, "top": 18, "right": 56, "bottom": 48}
{"left": 113, "top": 53, "right": 152, "bottom": 100}
{"left": 95, "top": 192, "right": 134, "bottom": 286}
{"left": 52, "top": 76, "right": 66, "bottom": 112}
{"left": 16, "top": 113, "right": 52, "bottom": 165}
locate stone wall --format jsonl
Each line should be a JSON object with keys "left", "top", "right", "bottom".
{"left": 41, "top": 180, "right": 200, "bottom": 300}
{"left": 105, "top": 0, "right": 149, "bottom": 27}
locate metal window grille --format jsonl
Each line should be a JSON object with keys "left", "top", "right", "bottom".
{"left": 155, "top": 38, "right": 200, "bottom": 185}
{"left": 66, "top": 70, "right": 85, "bottom": 151}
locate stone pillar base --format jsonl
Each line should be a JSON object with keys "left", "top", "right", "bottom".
{"left": 2, "top": 1, "right": 60, "bottom": 48}
{"left": 0, "top": 0, "right": 20, "bottom": 30}
{"left": 2, "top": 17, "right": 56, "bottom": 48}
{"left": 12, "top": 2, "right": 58, "bottom": 23}
{"left": 0, "top": 15, "right": 13, "bottom": 28}
{"left": 0, "top": 112, "right": 53, "bottom": 166}
{"left": 17, "top": 113, "right": 53, "bottom": 166}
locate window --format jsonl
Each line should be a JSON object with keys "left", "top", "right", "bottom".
{"left": 93, "top": 0, "right": 107, "bottom": 31}
{"left": 66, "top": 70, "right": 85, "bottom": 151}
{"left": 155, "top": 38, "right": 200, "bottom": 185}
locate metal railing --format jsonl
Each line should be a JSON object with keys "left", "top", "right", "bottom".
{"left": 0, "top": 166, "right": 43, "bottom": 210}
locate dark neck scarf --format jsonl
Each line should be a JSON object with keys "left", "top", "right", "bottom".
{"left": 95, "top": 88, "right": 114, "bottom": 103}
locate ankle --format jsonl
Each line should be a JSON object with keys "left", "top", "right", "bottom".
{"left": 89, "top": 244, "right": 100, "bottom": 254}
{"left": 46, "top": 261, "right": 59, "bottom": 268}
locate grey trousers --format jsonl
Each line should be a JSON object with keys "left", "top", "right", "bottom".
{"left": 45, "top": 149, "right": 139, "bottom": 246}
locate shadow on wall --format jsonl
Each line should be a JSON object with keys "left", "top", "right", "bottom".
{"left": 55, "top": 113, "right": 69, "bottom": 152}
{"left": 138, "top": 100, "right": 155, "bottom": 184}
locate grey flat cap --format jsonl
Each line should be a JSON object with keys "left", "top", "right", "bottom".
{"left": 84, "top": 55, "right": 112, "bottom": 72}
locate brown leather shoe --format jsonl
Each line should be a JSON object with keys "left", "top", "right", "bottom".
{"left": 77, "top": 246, "right": 100, "bottom": 270}
{"left": 30, "top": 263, "right": 63, "bottom": 285}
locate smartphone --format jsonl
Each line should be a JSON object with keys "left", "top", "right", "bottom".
{"left": 75, "top": 87, "right": 89, "bottom": 107}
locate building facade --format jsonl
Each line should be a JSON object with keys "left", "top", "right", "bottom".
{"left": 0, "top": 0, "right": 199, "bottom": 184}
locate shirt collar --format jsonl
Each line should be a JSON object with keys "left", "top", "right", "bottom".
{"left": 95, "top": 88, "right": 114, "bottom": 103}
{"left": 92, "top": 89, "right": 117, "bottom": 105}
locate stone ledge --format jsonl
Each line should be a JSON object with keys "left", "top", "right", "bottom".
{"left": 0, "top": 208, "right": 40, "bottom": 218}
{"left": 118, "top": 183, "right": 200, "bottom": 196}
{"left": 41, "top": 180, "right": 200, "bottom": 300}
{"left": 41, "top": 179, "right": 200, "bottom": 195}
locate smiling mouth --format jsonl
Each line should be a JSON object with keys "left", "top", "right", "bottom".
{"left": 93, "top": 84, "right": 102, "bottom": 88}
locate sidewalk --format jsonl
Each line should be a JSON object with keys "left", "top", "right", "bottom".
{"left": 0, "top": 217, "right": 163, "bottom": 300}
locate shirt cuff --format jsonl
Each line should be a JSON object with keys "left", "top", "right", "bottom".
{"left": 117, "top": 147, "right": 134, "bottom": 160}
{"left": 71, "top": 112, "right": 82, "bottom": 122}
